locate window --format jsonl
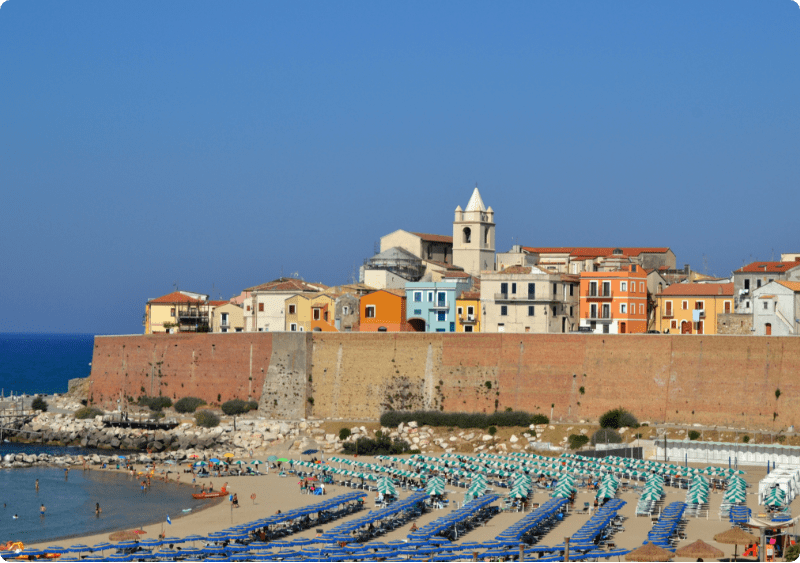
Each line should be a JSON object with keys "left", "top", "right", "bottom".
{"left": 665, "top": 301, "right": 673, "bottom": 316}
{"left": 511, "top": 283, "right": 517, "bottom": 294}
{"left": 552, "top": 305, "right": 557, "bottom": 316}
{"left": 552, "top": 283, "right": 557, "bottom": 295}
{"left": 620, "top": 303, "right": 627, "bottom": 314}
{"left": 258, "top": 303, "right": 264, "bottom": 312}
{"left": 724, "top": 301, "right": 731, "bottom": 314}
{"left": 757, "top": 279, "right": 762, "bottom": 288}
{"left": 640, "top": 304, "right": 645, "bottom": 314}
{"left": 463, "top": 227, "right": 471, "bottom": 243}
{"left": 763, "top": 301, "right": 769, "bottom": 310}
{"left": 671, "top": 320, "right": 677, "bottom": 329}
{"left": 467, "top": 306, "right": 474, "bottom": 316}
{"left": 528, "top": 283, "right": 536, "bottom": 297}
{"left": 500, "top": 305, "right": 508, "bottom": 316}
{"left": 290, "top": 323, "right": 297, "bottom": 331}
{"left": 365, "top": 305, "right": 376, "bottom": 318}
{"left": 247, "top": 305, "right": 251, "bottom": 311}
{"left": 484, "top": 227, "right": 489, "bottom": 245}
{"left": 465, "top": 325, "right": 473, "bottom": 332}
{"left": 682, "top": 300, "right": 688, "bottom": 310}
{"left": 569, "top": 283, "right": 574, "bottom": 297}
{"left": 378, "top": 326, "right": 387, "bottom": 332}
{"left": 590, "top": 304, "right": 598, "bottom": 318}
{"left": 437, "top": 311, "right": 446, "bottom": 322}
{"left": 620, "top": 281, "right": 627, "bottom": 292}
{"left": 528, "top": 306, "right": 535, "bottom": 316}
{"left": 602, "top": 281, "right": 611, "bottom": 296}
{"left": 288, "top": 304, "right": 296, "bottom": 314}
{"left": 313, "top": 308, "right": 320, "bottom": 320}
{"left": 640, "top": 282, "right": 645, "bottom": 293}
{"left": 630, "top": 283, "right": 635, "bottom": 293}
{"left": 695, "top": 301, "right": 704, "bottom": 311}
{"left": 457, "top": 307, "right": 463, "bottom": 316}
{"left": 343, "top": 306, "right": 349, "bottom": 315}
{"left": 589, "top": 281, "right": 597, "bottom": 296}
{"left": 500, "top": 282, "right": 508, "bottom": 295}
{"left": 427, "top": 291, "right": 434, "bottom": 302}
{"left": 569, "top": 306, "right": 573, "bottom": 316}
{"left": 324, "top": 311, "right": 328, "bottom": 321}
{"left": 631, "top": 265, "right": 637, "bottom": 272}
{"left": 170, "top": 307, "right": 175, "bottom": 317}
{"left": 413, "top": 291, "right": 422, "bottom": 302}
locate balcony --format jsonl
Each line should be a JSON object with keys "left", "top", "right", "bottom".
{"left": 459, "top": 315, "right": 478, "bottom": 324}
{"left": 494, "top": 293, "right": 545, "bottom": 302}
{"left": 584, "top": 311, "right": 613, "bottom": 322}
{"left": 431, "top": 301, "right": 450, "bottom": 309}
{"left": 584, "top": 289, "right": 613, "bottom": 299}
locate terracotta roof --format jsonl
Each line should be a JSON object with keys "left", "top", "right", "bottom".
{"left": 245, "top": 278, "right": 328, "bottom": 292}
{"left": 498, "top": 266, "right": 533, "bottom": 275}
{"left": 443, "top": 271, "right": 472, "bottom": 279}
{"left": 148, "top": 292, "right": 203, "bottom": 304}
{"left": 458, "top": 291, "right": 480, "bottom": 300}
{"left": 523, "top": 246, "right": 671, "bottom": 258}
{"left": 657, "top": 283, "right": 733, "bottom": 297}
{"left": 425, "top": 259, "right": 464, "bottom": 271}
{"left": 411, "top": 232, "right": 453, "bottom": 244}
{"left": 209, "top": 300, "right": 228, "bottom": 307}
{"left": 734, "top": 261, "right": 800, "bottom": 274}
{"left": 377, "top": 288, "right": 406, "bottom": 297}
{"left": 560, "top": 274, "right": 580, "bottom": 282}
{"left": 776, "top": 281, "right": 800, "bottom": 292}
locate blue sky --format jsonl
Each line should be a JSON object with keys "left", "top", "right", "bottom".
{"left": 1, "top": 1, "right": 799, "bottom": 334}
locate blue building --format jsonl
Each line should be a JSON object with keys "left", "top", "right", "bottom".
{"left": 405, "top": 276, "right": 472, "bottom": 332}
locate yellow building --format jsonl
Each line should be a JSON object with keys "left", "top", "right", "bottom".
{"left": 285, "top": 294, "right": 312, "bottom": 332}
{"left": 655, "top": 283, "right": 733, "bottom": 335}
{"left": 285, "top": 292, "right": 339, "bottom": 332}
{"left": 456, "top": 290, "right": 481, "bottom": 332}
{"left": 144, "top": 291, "right": 212, "bottom": 334}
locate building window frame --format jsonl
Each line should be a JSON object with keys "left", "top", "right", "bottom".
{"left": 288, "top": 304, "right": 296, "bottom": 315}
{"left": 528, "top": 305, "right": 535, "bottom": 316}
{"left": 413, "top": 291, "right": 422, "bottom": 302}
{"left": 365, "top": 305, "right": 376, "bottom": 318}
{"left": 500, "top": 305, "right": 508, "bottom": 316}
{"left": 620, "top": 281, "right": 627, "bottom": 292}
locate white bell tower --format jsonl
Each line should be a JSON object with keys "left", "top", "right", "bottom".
{"left": 452, "top": 186, "right": 495, "bottom": 276}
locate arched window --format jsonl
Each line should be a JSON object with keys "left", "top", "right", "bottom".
{"left": 484, "top": 227, "right": 489, "bottom": 245}
{"left": 463, "top": 227, "right": 471, "bottom": 243}
{"left": 378, "top": 327, "right": 387, "bottom": 332}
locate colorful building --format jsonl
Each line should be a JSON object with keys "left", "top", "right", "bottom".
{"left": 145, "top": 291, "right": 211, "bottom": 334}
{"left": 655, "top": 283, "right": 734, "bottom": 335}
{"left": 579, "top": 265, "right": 649, "bottom": 334}
{"left": 359, "top": 289, "right": 410, "bottom": 332}
{"left": 455, "top": 290, "right": 481, "bottom": 332}
{"left": 405, "top": 276, "right": 472, "bottom": 333}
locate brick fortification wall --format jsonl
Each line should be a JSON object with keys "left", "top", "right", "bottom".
{"left": 89, "top": 332, "right": 309, "bottom": 419}
{"left": 90, "top": 333, "right": 800, "bottom": 429}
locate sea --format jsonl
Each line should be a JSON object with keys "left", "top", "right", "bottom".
{"left": 0, "top": 333, "right": 215, "bottom": 545}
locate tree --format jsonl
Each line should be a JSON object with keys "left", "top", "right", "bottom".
{"left": 195, "top": 410, "right": 220, "bottom": 428}
{"left": 598, "top": 408, "right": 638, "bottom": 429}
{"left": 31, "top": 396, "right": 48, "bottom": 412}
{"left": 174, "top": 397, "right": 206, "bottom": 413}
{"left": 221, "top": 399, "right": 252, "bottom": 416}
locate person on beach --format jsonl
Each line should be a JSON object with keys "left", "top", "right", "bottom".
{"left": 35, "top": 479, "right": 39, "bottom": 491}
{"left": 40, "top": 504, "right": 46, "bottom": 516}
{"left": 209, "top": 481, "right": 214, "bottom": 492}
{"left": 231, "top": 494, "right": 239, "bottom": 508}
{"left": 95, "top": 503, "right": 101, "bottom": 516}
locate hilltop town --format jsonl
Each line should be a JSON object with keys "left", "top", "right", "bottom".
{"left": 144, "top": 187, "right": 800, "bottom": 339}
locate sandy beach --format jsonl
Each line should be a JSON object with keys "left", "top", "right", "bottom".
{"left": 20, "top": 454, "right": 795, "bottom": 561}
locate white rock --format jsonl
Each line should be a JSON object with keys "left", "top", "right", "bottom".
{"left": 509, "top": 435, "right": 519, "bottom": 443}
{"left": 481, "top": 435, "right": 492, "bottom": 442}
{"left": 408, "top": 421, "right": 418, "bottom": 429}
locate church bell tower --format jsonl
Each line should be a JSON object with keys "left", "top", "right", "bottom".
{"left": 452, "top": 186, "right": 495, "bottom": 276}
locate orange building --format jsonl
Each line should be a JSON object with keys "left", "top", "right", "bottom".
{"left": 579, "top": 264, "right": 648, "bottom": 334}
{"left": 359, "top": 289, "right": 410, "bottom": 332}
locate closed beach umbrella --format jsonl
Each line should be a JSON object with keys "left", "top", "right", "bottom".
{"left": 625, "top": 542, "right": 675, "bottom": 561}
{"left": 675, "top": 539, "right": 724, "bottom": 560}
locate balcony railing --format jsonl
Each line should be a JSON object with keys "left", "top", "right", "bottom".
{"left": 494, "top": 293, "right": 544, "bottom": 301}
{"left": 584, "top": 289, "right": 613, "bottom": 299}
{"left": 459, "top": 315, "right": 478, "bottom": 324}
{"left": 431, "top": 301, "right": 450, "bottom": 309}
{"left": 584, "top": 311, "right": 613, "bottom": 321}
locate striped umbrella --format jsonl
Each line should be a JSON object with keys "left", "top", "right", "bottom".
{"left": 377, "top": 477, "right": 397, "bottom": 496}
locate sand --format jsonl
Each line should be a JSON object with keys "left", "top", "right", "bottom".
{"left": 25, "top": 455, "right": 796, "bottom": 561}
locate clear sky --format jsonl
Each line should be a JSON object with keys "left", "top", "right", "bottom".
{"left": 1, "top": 1, "right": 799, "bottom": 335}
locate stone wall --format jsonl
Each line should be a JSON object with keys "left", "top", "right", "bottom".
{"left": 90, "top": 332, "right": 800, "bottom": 430}
{"left": 717, "top": 314, "right": 753, "bottom": 335}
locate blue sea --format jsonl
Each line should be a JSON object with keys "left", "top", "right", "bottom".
{"left": 0, "top": 333, "right": 95, "bottom": 396}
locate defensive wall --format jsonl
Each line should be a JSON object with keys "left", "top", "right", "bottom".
{"left": 89, "top": 333, "right": 800, "bottom": 429}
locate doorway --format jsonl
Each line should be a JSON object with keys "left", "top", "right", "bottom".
{"left": 681, "top": 321, "right": 691, "bottom": 334}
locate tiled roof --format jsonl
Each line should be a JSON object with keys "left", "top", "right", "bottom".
{"left": 458, "top": 291, "right": 480, "bottom": 300}
{"left": 411, "top": 232, "right": 454, "bottom": 244}
{"left": 523, "top": 247, "right": 671, "bottom": 258}
{"left": 245, "top": 278, "right": 328, "bottom": 292}
{"left": 498, "top": 266, "right": 533, "bottom": 275}
{"left": 443, "top": 271, "right": 472, "bottom": 279}
{"left": 657, "top": 283, "right": 733, "bottom": 297}
{"left": 209, "top": 300, "right": 229, "bottom": 307}
{"left": 377, "top": 288, "right": 406, "bottom": 297}
{"left": 148, "top": 292, "right": 203, "bottom": 304}
{"left": 734, "top": 261, "right": 800, "bottom": 274}
{"left": 425, "top": 259, "right": 463, "bottom": 271}
{"left": 776, "top": 281, "right": 800, "bottom": 292}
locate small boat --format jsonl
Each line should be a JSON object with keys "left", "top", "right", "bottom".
{"left": 191, "top": 491, "right": 228, "bottom": 499}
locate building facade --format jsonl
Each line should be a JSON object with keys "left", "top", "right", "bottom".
{"left": 452, "top": 187, "right": 495, "bottom": 276}
{"left": 480, "top": 267, "right": 579, "bottom": 333}
{"left": 455, "top": 290, "right": 481, "bottom": 332}
{"left": 655, "top": 283, "right": 734, "bottom": 335}
{"left": 242, "top": 278, "right": 327, "bottom": 332}
{"left": 405, "top": 277, "right": 472, "bottom": 332}
{"left": 752, "top": 281, "right": 800, "bottom": 336}
{"left": 211, "top": 303, "right": 244, "bottom": 333}
{"left": 579, "top": 266, "right": 649, "bottom": 334}
{"left": 732, "top": 260, "right": 800, "bottom": 314}
{"left": 359, "top": 289, "right": 409, "bottom": 332}
{"left": 144, "top": 291, "right": 211, "bottom": 334}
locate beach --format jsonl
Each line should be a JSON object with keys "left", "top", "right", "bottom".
{"left": 19, "top": 453, "right": 795, "bottom": 561}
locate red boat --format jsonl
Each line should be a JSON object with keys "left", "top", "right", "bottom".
{"left": 192, "top": 491, "right": 228, "bottom": 499}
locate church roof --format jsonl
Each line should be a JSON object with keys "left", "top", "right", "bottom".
{"left": 465, "top": 187, "right": 486, "bottom": 212}
{"left": 369, "top": 246, "right": 422, "bottom": 263}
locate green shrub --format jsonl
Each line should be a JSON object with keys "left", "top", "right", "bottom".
{"left": 339, "top": 428, "right": 352, "bottom": 441}
{"left": 221, "top": 399, "right": 252, "bottom": 415}
{"left": 688, "top": 430, "right": 701, "bottom": 440}
{"left": 598, "top": 408, "right": 638, "bottom": 429}
{"left": 591, "top": 428, "right": 623, "bottom": 446}
{"left": 246, "top": 401, "right": 259, "bottom": 411}
{"left": 137, "top": 396, "right": 172, "bottom": 411}
{"left": 75, "top": 407, "right": 104, "bottom": 419}
{"left": 742, "top": 435, "right": 750, "bottom": 443}
{"left": 568, "top": 434, "right": 590, "bottom": 450}
{"left": 31, "top": 396, "right": 48, "bottom": 412}
{"left": 379, "top": 410, "right": 548, "bottom": 429}
{"left": 174, "top": 397, "right": 207, "bottom": 413}
{"left": 195, "top": 410, "right": 220, "bottom": 428}
{"left": 784, "top": 542, "right": 800, "bottom": 561}
{"left": 341, "top": 435, "right": 411, "bottom": 456}
{"left": 488, "top": 426, "right": 497, "bottom": 436}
